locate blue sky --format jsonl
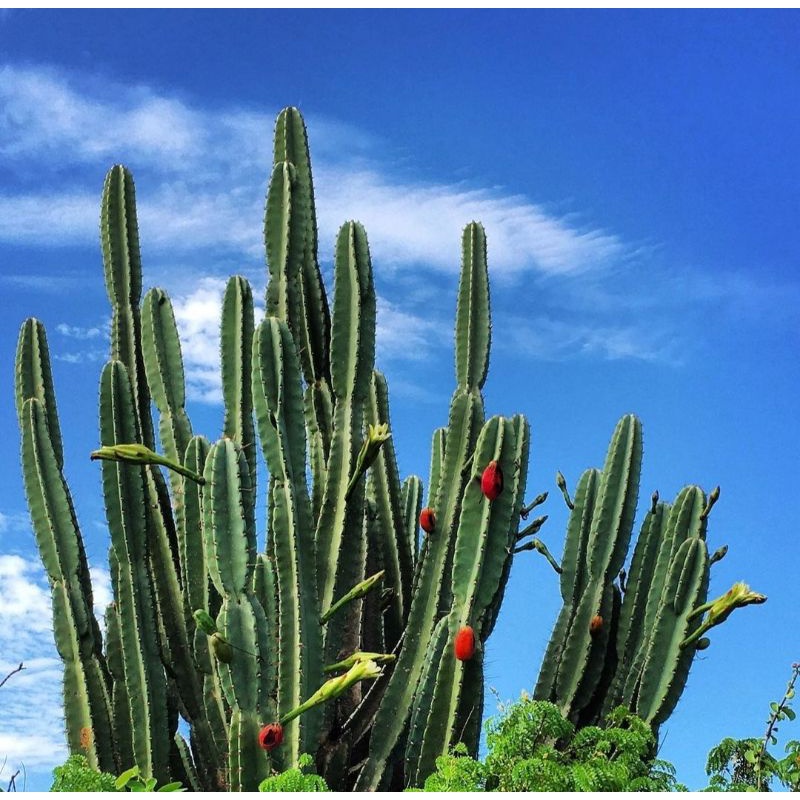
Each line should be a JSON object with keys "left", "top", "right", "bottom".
{"left": 1, "top": 9, "right": 798, "bottom": 792}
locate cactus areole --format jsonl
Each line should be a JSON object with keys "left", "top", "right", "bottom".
{"left": 454, "top": 626, "right": 476, "bottom": 661}
{"left": 419, "top": 507, "right": 436, "bottom": 534}
{"left": 481, "top": 460, "right": 504, "bottom": 500}
{"left": 258, "top": 723, "right": 283, "bottom": 751}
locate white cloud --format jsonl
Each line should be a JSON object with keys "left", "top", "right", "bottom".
{"left": 0, "top": 556, "right": 66, "bottom": 773}
{"left": 0, "top": 63, "right": 624, "bottom": 283}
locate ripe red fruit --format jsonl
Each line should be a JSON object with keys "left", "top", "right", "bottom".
{"left": 481, "top": 460, "right": 504, "bottom": 501}
{"left": 419, "top": 507, "right": 436, "bottom": 534}
{"left": 454, "top": 625, "right": 476, "bottom": 661}
{"left": 589, "top": 614, "right": 603, "bottom": 635}
{"left": 258, "top": 723, "right": 284, "bottom": 751}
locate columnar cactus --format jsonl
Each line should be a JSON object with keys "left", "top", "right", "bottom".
{"left": 534, "top": 415, "right": 765, "bottom": 732}
{"left": 16, "top": 106, "right": 764, "bottom": 792}
{"left": 16, "top": 107, "right": 532, "bottom": 790}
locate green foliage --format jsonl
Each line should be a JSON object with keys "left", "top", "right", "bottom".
{"left": 704, "top": 663, "right": 800, "bottom": 791}
{"left": 258, "top": 754, "right": 330, "bottom": 792}
{"left": 414, "top": 695, "right": 685, "bottom": 791}
{"left": 51, "top": 755, "right": 119, "bottom": 792}
{"left": 115, "top": 765, "right": 186, "bottom": 792}
{"left": 50, "top": 756, "right": 186, "bottom": 792}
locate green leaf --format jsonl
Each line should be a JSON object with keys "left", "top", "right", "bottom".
{"left": 785, "top": 707, "right": 796, "bottom": 721}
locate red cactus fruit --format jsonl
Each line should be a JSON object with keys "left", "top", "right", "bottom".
{"left": 589, "top": 614, "right": 603, "bottom": 635}
{"left": 481, "top": 460, "right": 504, "bottom": 501}
{"left": 454, "top": 625, "right": 476, "bottom": 661}
{"left": 258, "top": 723, "right": 284, "bottom": 751}
{"left": 419, "top": 507, "right": 436, "bottom": 534}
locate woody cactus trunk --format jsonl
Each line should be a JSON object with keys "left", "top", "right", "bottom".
{"left": 16, "top": 107, "right": 531, "bottom": 790}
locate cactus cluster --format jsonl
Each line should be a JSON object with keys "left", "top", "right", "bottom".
{"left": 16, "top": 106, "right": 765, "bottom": 791}
{"left": 534, "top": 414, "right": 765, "bottom": 731}
{"left": 16, "top": 107, "right": 531, "bottom": 791}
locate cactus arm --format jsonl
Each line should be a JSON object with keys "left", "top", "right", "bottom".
{"left": 253, "top": 318, "right": 323, "bottom": 761}
{"left": 602, "top": 497, "right": 671, "bottom": 715}
{"left": 454, "top": 222, "right": 490, "bottom": 390}
{"left": 16, "top": 318, "right": 64, "bottom": 469}
{"left": 315, "top": 222, "right": 376, "bottom": 659}
{"left": 631, "top": 536, "right": 710, "bottom": 726}
{"left": 20, "top": 397, "right": 116, "bottom": 773}
{"left": 221, "top": 276, "right": 256, "bottom": 484}
{"left": 365, "top": 371, "right": 414, "bottom": 635}
{"left": 401, "top": 474, "right": 423, "bottom": 568}
{"left": 559, "top": 469, "right": 600, "bottom": 605}
{"left": 202, "top": 439, "right": 274, "bottom": 788}
{"left": 98, "top": 360, "right": 172, "bottom": 782}
{"left": 100, "top": 165, "right": 155, "bottom": 448}
{"left": 272, "top": 106, "right": 331, "bottom": 386}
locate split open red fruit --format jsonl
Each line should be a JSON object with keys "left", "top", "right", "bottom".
{"left": 589, "top": 614, "right": 603, "bottom": 635}
{"left": 258, "top": 723, "right": 284, "bottom": 751}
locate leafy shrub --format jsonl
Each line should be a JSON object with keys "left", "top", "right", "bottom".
{"left": 258, "top": 753, "right": 330, "bottom": 792}
{"left": 51, "top": 755, "right": 118, "bottom": 792}
{"left": 414, "top": 695, "right": 684, "bottom": 792}
{"left": 704, "top": 663, "right": 800, "bottom": 791}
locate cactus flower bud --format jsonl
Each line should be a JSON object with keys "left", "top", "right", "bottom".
{"left": 589, "top": 615, "right": 603, "bottom": 635}
{"left": 419, "top": 507, "right": 436, "bottom": 534}
{"left": 695, "top": 637, "right": 711, "bottom": 650}
{"left": 90, "top": 442, "right": 205, "bottom": 484}
{"left": 193, "top": 609, "right": 217, "bottom": 636}
{"left": 258, "top": 723, "right": 283, "bottom": 751}
{"left": 454, "top": 626, "right": 476, "bottom": 661}
{"left": 480, "top": 461, "right": 503, "bottom": 501}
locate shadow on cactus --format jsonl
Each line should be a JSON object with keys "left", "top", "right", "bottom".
{"left": 16, "top": 107, "right": 532, "bottom": 790}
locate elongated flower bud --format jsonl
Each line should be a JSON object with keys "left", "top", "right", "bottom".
{"left": 480, "top": 461, "right": 503, "bottom": 501}
{"left": 90, "top": 442, "right": 205, "bottom": 484}
{"left": 454, "top": 626, "right": 476, "bottom": 661}
{"left": 419, "top": 507, "right": 436, "bottom": 534}
{"left": 258, "top": 723, "right": 283, "bottom": 751}
{"left": 193, "top": 608, "right": 217, "bottom": 635}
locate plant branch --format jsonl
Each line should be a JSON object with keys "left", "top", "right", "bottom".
{"left": 0, "top": 663, "right": 24, "bottom": 689}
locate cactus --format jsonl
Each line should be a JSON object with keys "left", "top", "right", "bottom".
{"left": 534, "top": 416, "right": 765, "bottom": 733}
{"left": 16, "top": 106, "right": 763, "bottom": 791}
{"left": 17, "top": 107, "right": 532, "bottom": 791}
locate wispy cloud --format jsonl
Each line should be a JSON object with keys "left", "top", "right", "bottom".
{"left": 0, "top": 63, "right": 623, "bottom": 279}
{"left": 4, "top": 60, "right": 779, "bottom": 375}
